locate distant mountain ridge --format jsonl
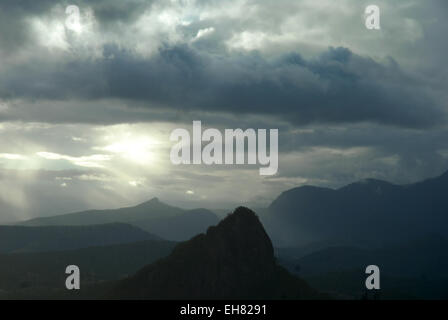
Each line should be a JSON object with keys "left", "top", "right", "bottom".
{"left": 19, "top": 198, "right": 220, "bottom": 242}
{"left": 266, "top": 170, "right": 448, "bottom": 247}
{"left": 0, "top": 223, "right": 159, "bottom": 254}
{"left": 20, "top": 198, "right": 182, "bottom": 226}
{"left": 109, "top": 207, "right": 321, "bottom": 299}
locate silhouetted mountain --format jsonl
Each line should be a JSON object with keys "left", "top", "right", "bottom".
{"left": 266, "top": 170, "right": 448, "bottom": 247}
{"left": 109, "top": 207, "right": 321, "bottom": 299}
{"left": 0, "top": 223, "right": 159, "bottom": 254}
{"left": 20, "top": 198, "right": 219, "bottom": 241}
{"left": 0, "top": 239, "right": 176, "bottom": 298}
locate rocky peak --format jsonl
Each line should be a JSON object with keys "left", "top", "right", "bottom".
{"left": 109, "top": 207, "right": 300, "bottom": 299}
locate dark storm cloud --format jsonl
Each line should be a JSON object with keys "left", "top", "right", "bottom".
{"left": 288, "top": 128, "right": 447, "bottom": 180}
{"left": 82, "top": 0, "right": 152, "bottom": 25}
{"left": 1, "top": 44, "right": 444, "bottom": 128}
{"left": 0, "top": 0, "right": 55, "bottom": 53}
{"left": 0, "top": 0, "right": 446, "bottom": 128}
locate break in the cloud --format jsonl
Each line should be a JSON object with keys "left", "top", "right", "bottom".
{"left": 0, "top": 0, "right": 447, "bottom": 222}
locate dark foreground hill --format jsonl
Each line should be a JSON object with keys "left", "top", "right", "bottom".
{"left": 0, "top": 223, "right": 158, "bottom": 254}
{"left": 276, "top": 234, "right": 448, "bottom": 299}
{"left": 20, "top": 198, "right": 219, "bottom": 242}
{"left": 109, "top": 207, "right": 321, "bottom": 299}
{"left": 0, "top": 239, "right": 176, "bottom": 298}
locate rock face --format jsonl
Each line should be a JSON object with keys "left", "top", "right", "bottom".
{"left": 109, "top": 207, "right": 319, "bottom": 299}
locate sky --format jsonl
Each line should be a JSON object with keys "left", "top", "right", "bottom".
{"left": 0, "top": 0, "right": 447, "bottom": 222}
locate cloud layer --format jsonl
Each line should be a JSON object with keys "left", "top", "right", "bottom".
{"left": 0, "top": 0, "right": 447, "bottom": 222}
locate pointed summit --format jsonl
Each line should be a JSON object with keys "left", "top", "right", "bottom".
{"left": 135, "top": 197, "right": 160, "bottom": 207}
{"left": 133, "top": 197, "right": 179, "bottom": 213}
{"left": 109, "top": 207, "right": 319, "bottom": 299}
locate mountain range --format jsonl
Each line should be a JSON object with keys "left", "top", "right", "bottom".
{"left": 3, "top": 169, "right": 448, "bottom": 299}
{"left": 18, "top": 169, "right": 448, "bottom": 249}
{"left": 265, "top": 170, "right": 448, "bottom": 247}
{"left": 19, "top": 198, "right": 219, "bottom": 242}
